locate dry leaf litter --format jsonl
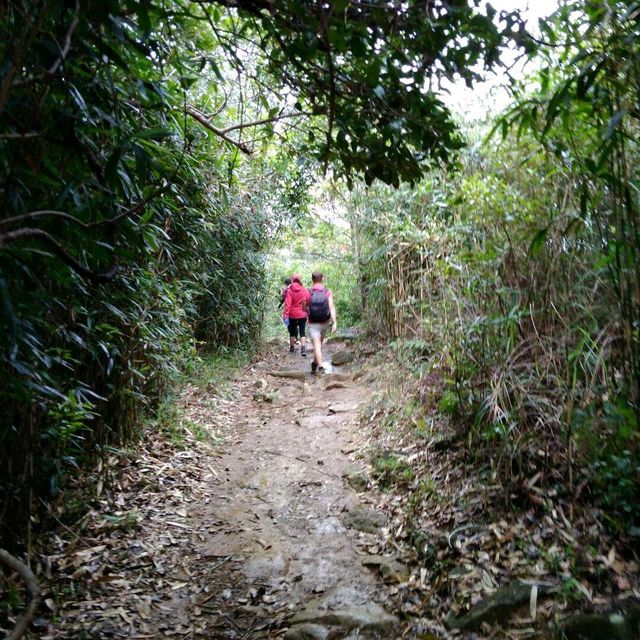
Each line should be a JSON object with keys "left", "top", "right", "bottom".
{"left": 8, "top": 338, "right": 639, "bottom": 640}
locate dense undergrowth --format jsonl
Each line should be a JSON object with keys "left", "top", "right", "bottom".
{"left": 348, "top": 2, "right": 640, "bottom": 535}
{"left": 0, "top": 1, "right": 304, "bottom": 548}
{"left": 358, "top": 346, "right": 639, "bottom": 636}
{"left": 0, "top": 346, "right": 247, "bottom": 635}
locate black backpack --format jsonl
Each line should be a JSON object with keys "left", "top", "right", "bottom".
{"left": 308, "top": 287, "right": 331, "bottom": 322}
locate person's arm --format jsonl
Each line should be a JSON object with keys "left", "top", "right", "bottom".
{"left": 303, "top": 289, "right": 310, "bottom": 317}
{"left": 283, "top": 288, "right": 291, "bottom": 320}
{"left": 329, "top": 293, "right": 337, "bottom": 332}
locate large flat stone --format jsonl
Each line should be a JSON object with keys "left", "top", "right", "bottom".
{"left": 342, "top": 464, "right": 368, "bottom": 492}
{"left": 560, "top": 607, "right": 640, "bottom": 640}
{"left": 325, "top": 381, "right": 351, "bottom": 391}
{"left": 331, "top": 350, "right": 355, "bottom": 366}
{"left": 445, "top": 580, "right": 552, "bottom": 631}
{"left": 341, "top": 506, "right": 386, "bottom": 534}
{"left": 327, "top": 373, "right": 352, "bottom": 382}
{"left": 361, "top": 555, "right": 409, "bottom": 583}
{"left": 296, "top": 415, "right": 333, "bottom": 429}
{"left": 269, "top": 369, "right": 306, "bottom": 381}
{"left": 284, "top": 623, "right": 331, "bottom": 639}
{"left": 291, "top": 597, "right": 398, "bottom": 634}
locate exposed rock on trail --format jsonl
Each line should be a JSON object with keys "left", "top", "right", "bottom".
{"left": 268, "top": 369, "right": 307, "bottom": 381}
{"left": 286, "top": 587, "right": 399, "bottom": 638}
{"left": 342, "top": 463, "right": 368, "bottom": 492}
{"left": 444, "top": 580, "right": 553, "bottom": 631}
{"left": 330, "top": 350, "right": 356, "bottom": 366}
{"left": 341, "top": 506, "right": 387, "bottom": 534}
{"left": 195, "top": 340, "right": 395, "bottom": 638}
{"left": 361, "top": 555, "right": 409, "bottom": 584}
{"left": 559, "top": 606, "right": 640, "bottom": 640}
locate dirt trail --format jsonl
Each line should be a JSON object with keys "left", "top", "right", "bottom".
{"left": 185, "top": 340, "right": 395, "bottom": 638}
{"left": 50, "top": 338, "right": 398, "bottom": 639}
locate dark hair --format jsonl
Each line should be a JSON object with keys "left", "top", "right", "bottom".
{"left": 284, "top": 277, "right": 292, "bottom": 285}
{"left": 311, "top": 271, "right": 323, "bottom": 283}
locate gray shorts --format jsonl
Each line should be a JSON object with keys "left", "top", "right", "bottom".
{"left": 308, "top": 321, "right": 330, "bottom": 340}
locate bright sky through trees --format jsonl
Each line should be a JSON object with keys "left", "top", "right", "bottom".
{"left": 443, "top": 0, "right": 559, "bottom": 118}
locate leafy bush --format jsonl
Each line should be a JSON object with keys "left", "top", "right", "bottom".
{"left": 372, "top": 454, "right": 415, "bottom": 490}
{"left": 0, "top": 2, "right": 300, "bottom": 547}
{"left": 345, "top": 67, "right": 639, "bottom": 529}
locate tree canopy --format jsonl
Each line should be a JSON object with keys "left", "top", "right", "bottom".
{"left": 208, "top": 0, "right": 527, "bottom": 184}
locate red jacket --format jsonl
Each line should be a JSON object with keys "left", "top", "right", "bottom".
{"left": 284, "top": 282, "right": 310, "bottom": 320}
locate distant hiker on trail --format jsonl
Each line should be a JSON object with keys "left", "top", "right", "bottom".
{"left": 283, "top": 274, "right": 308, "bottom": 356}
{"left": 307, "top": 271, "right": 337, "bottom": 374}
{"left": 278, "top": 277, "right": 292, "bottom": 309}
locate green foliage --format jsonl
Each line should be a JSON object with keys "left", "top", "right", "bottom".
{"left": 99, "top": 511, "right": 141, "bottom": 533}
{"left": 0, "top": 0, "right": 300, "bottom": 546}
{"left": 222, "top": 0, "right": 527, "bottom": 185}
{"left": 592, "top": 451, "right": 640, "bottom": 529}
{"left": 0, "top": 574, "right": 24, "bottom": 628}
{"left": 496, "top": 0, "right": 640, "bottom": 405}
{"left": 438, "top": 390, "right": 460, "bottom": 417}
{"left": 372, "top": 453, "right": 414, "bottom": 489}
{"left": 557, "top": 577, "right": 590, "bottom": 605}
{"left": 346, "top": 68, "right": 639, "bottom": 530}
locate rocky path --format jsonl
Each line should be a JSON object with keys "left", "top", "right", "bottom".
{"left": 192, "top": 341, "right": 397, "bottom": 639}
{"left": 48, "top": 339, "right": 400, "bottom": 639}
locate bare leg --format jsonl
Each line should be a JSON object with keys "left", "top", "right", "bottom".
{"left": 311, "top": 334, "right": 323, "bottom": 367}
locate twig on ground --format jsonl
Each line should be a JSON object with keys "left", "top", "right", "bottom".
{"left": 0, "top": 548, "right": 42, "bottom": 640}
{"left": 447, "top": 524, "right": 482, "bottom": 549}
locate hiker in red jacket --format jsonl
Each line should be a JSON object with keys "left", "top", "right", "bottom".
{"left": 283, "top": 273, "right": 310, "bottom": 356}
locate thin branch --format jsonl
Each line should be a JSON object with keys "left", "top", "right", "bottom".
{"left": 0, "top": 228, "right": 118, "bottom": 283}
{"left": 0, "top": 2, "right": 48, "bottom": 116}
{"left": 11, "top": 1, "right": 80, "bottom": 88}
{"left": 1, "top": 186, "right": 165, "bottom": 230}
{"left": 185, "top": 105, "right": 253, "bottom": 154}
{"left": 0, "top": 210, "right": 92, "bottom": 229}
{"left": 0, "top": 131, "right": 44, "bottom": 139}
{"left": 0, "top": 548, "right": 41, "bottom": 640}
{"left": 218, "top": 110, "right": 310, "bottom": 134}
{"left": 104, "top": 187, "right": 165, "bottom": 226}
{"left": 47, "top": 2, "right": 81, "bottom": 76}
{"left": 205, "top": 91, "right": 229, "bottom": 119}
{"left": 319, "top": 3, "right": 337, "bottom": 172}
{"left": 193, "top": 0, "right": 275, "bottom": 16}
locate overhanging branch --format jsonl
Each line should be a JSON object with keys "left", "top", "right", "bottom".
{"left": 11, "top": 0, "right": 80, "bottom": 88}
{"left": 0, "top": 228, "right": 118, "bottom": 283}
{"left": 185, "top": 105, "right": 253, "bottom": 154}
{"left": 218, "top": 110, "right": 310, "bottom": 134}
{"left": 0, "top": 188, "right": 165, "bottom": 230}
